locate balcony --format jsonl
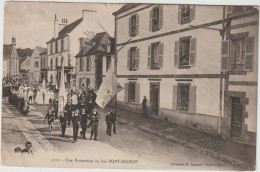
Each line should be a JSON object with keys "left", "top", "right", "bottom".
{"left": 231, "top": 64, "right": 244, "bottom": 71}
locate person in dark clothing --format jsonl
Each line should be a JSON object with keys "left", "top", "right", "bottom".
{"left": 72, "top": 109, "right": 81, "bottom": 143}
{"left": 54, "top": 99, "right": 58, "bottom": 119}
{"left": 89, "top": 109, "right": 100, "bottom": 141}
{"left": 21, "top": 142, "right": 33, "bottom": 155}
{"left": 64, "top": 101, "right": 72, "bottom": 125}
{"left": 142, "top": 96, "right": 147, "bottom": 117}
{"left": 105, "top": 111, "right": 112, "bottom": 136}
{"left": 110, "top": 108, "right": 117, "bottom": 134}
{"left": 44, "top": 110, "right": 55, "bottom": 132}
{"left": 59, "top": 111, "right": 67, "bottom": 137}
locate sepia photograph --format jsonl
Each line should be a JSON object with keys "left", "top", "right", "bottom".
{"left": 0, "top": 1, "right": 258, "bottom": 171}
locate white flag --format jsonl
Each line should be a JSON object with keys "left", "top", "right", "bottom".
{"left": 58, "top": 64, "right": 67, "bottom": 117}
{"left": 96, "top": 67, "right": 123, "bottom": 108}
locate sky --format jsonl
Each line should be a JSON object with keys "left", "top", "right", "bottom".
{"left": 3, "top": 1, "right": 123, "bottom": 49}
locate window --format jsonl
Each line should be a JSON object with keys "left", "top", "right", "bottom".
{"left": 128, "top": 82, "right": 136, "bottom": 103}
{"left": 79, "top": 78, "right": 82, "bottom": 88}
{"left": 80, "top": 57, "right": 83, "bottom": 71}
{"left": 107, "top": 43, "right": 111, "bottom": 53}
{"left": 50, "top": 43, "right": 53, "bottom": 54}
{"left": 61, "top": 57, "right": 64, "bottom": 66}
{"left": 35, "top": 61, "right": 39, "bottom": 68}
{"left": 174, "top": 37, "right": 196, "bottom": 68}
{"left": 149, "top": 6, "right": 163, "bottom": 31}
{"left": 148, "top": 42, "right": 163, "bottom": 69}
{"left": 127, "top": 47, "right": 139, "bottom": 70}
{"left": 177, "top": 84, "right": 190, "bottom": 111}
{"left": 50, "top": 74, "right": 53, "bottom": 82}
{"left": 86, "top": 56, "right": 91, "bottom": 71}
{"left": 178, "top": 5, "right": 195, "bottom": 24}
{"left": 106, "top": 56, "right": 111, "bottom": 71}
{"left": 225, "top": 35, "right": 255, "bottom": 72}
{"left": 55, "top": 41, "right": 58, "bottom": 53}
{"left": 179, "top": 38, "right": 190, "bottom": 66}
{"left": 50, "top": 58, "right": 53, "bottom": 70}
{"left": 129, "top": 14, "right": 139, "bottom": 36}
{"left": 61, "top": 39, "right": 64, "bottom": 51}
{"left": 56, "top": 58, "right": 58, "bottom": 68}
{"left": 86, "top": 78, "right": 90, "bottom": 88}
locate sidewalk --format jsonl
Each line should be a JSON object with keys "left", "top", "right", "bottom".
{"left": 98, "top": 107, "right": 256, "bottom": 170}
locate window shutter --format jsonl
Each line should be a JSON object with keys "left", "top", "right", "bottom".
{"left": 190, "top": 5, "right": 195, "bottom": 20}
{"left": 245, "top": 36, "right": 254, "bottom": 71}
{"left": 189, "top": 38, "right": 196, "bottom": 66}
{"left": 174, "top": 41, "right": 179, "bottom": 67}
{"left": 149, "top": 10, "right": 153, "bottom": 31}
{"left": 188, "top": 86, "right": 196, "bottom": 114}
{"left": 124, "top": 83, "right": 129, "bottom": 102}
{"left": 129, "top": 17, "right": 132, "bottom": 36}
{"left": 159, "top": 5, "right": 163, "bottom": 29}
{"left": 227, "top": 6, "right": 233, "bottom": 14}
{"left": 172, "top": 85, "right": 178, "bottom": 110}
{"left": 89, "top": 57, "right": 91, "bottom": 71}
{"left": 158, "top": 43, "right": 164, "bottom": 67}
{"left": 135, "top": 48, "right": 140, "bottom": 69}
{"left": 127, "top": 49, "right": 130, "bottom": 70}
{"left": 135, "top": 83, "right": 140, "bottom": 104}
{"left": 178, "top": 5, "right": 181, "bottom": 23}
{"left": 136, "top": 15, "right": 139, "bottom": 35}
{"left": 221, "top": 40, "right": 229, "bottom": 71}
{"left": 148, "top": 45, "right": 151, "bottom": 68}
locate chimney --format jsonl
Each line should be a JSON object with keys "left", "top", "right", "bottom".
{"left": 59, "top": 18, "right": 68, "bottom": 31}
{"left": 54, "top": 14, "right": 59, "bottom": 38}
{"left": 11, "top": 35, "right": 16, "bottom": 46}
{"left": 82, "top": 9, "right": 97, "bottom": 20}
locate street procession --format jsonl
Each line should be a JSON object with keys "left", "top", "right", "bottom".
{"left": 2, "top": 64, "right": 121, "bottom": 143}
{"left": 1, "top": 2, "right": 258, "bottom": 170}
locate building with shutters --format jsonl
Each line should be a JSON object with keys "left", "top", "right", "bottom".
{"left": 221, "top": 6, "right": 258, "bottom": 146}
{"left": 29, "top": 46, "right": 47, "bottom": 82}
{"left": 46, "top": 10, "right": 103, "bottom": 90}
{"left": 75, "top": 32, "right": 113, "bottom": 91}
{"left": 3, "top": 36, "right": 19, "bottom": 78}
{"left": 113, "top": 4, "right": 258, "bottom": 146}
{"left": 40, "top": 49, "right": 48, "bottom": 82}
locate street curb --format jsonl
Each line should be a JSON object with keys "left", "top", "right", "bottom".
{"left": 126, "top": 121, "right": 255, "bottom": 171}
{"left": 97, "top": 107, "right": 255, "bottom": 170}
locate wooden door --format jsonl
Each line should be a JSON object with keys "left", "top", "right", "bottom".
{"left": 231, "top": 97, "right": 243, "bottom": 139}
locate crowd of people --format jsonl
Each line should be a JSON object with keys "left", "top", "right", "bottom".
{"left": 3, "top": 74, "right": 120, "bottom": 144}
{"left": 44, "top": 88, "right": 117, "bottom": 143}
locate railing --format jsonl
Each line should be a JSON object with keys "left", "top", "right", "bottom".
{"left": 231, "top": 64, "right": 244, "bottom": 71}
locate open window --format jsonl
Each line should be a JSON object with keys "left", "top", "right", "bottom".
{"left": 178, "top": 5, "right": 195, "bottom": 24}
{"left": 149, "top": 5, "right": 163, "bottom": 32}
{"left": 129, "top": 14, "right": 139, "bottom": 37}
{"left": 148, "top": 42, "right": 164, "bottom": 69}
{"left": 127, "top": 47, "right": 139, "bottom": 71}
{"left": 174, "top": 37, "right": 196, "bottom": 68}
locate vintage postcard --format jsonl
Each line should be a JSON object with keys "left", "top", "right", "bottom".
{"left": 1, "top": 1, "right": 258, "bottom": 171}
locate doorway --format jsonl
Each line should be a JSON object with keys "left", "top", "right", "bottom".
{"left": 150, "top": 83, "right": 160, "bottom": 116}
{"left": 231, "top": 97, "right": 243, "bottom": 139}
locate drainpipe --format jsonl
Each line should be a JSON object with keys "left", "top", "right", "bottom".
{"left": 218, "top": 6, "right": 226, "bottom": 139}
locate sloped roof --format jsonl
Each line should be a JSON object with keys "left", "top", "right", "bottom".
{"left": 113, "top": 4, "right": 141, "bottom": 16}
{"left": 19, "top": 56, "right": 27, "bottom": 64}
{"left": 36, "top": 46, "right": 46, "bottom": 54}
{"left": 47, "top": 18, "right": 83, "bottom": 43}
{"left": 75, "top": 32, "right": 111, "bottom": 57}
{"left": 3, "top": 44, "right": 13, "bottom": 60}
{"left": 39, "top": 49, "right": 47, "bottom": 55}
{"left": 17, "top": 48, "right": 33, "bottom": 57}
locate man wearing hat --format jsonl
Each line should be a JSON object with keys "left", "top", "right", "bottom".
{"left": 72, "top": 109, "right": 81, "bottom": 143}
